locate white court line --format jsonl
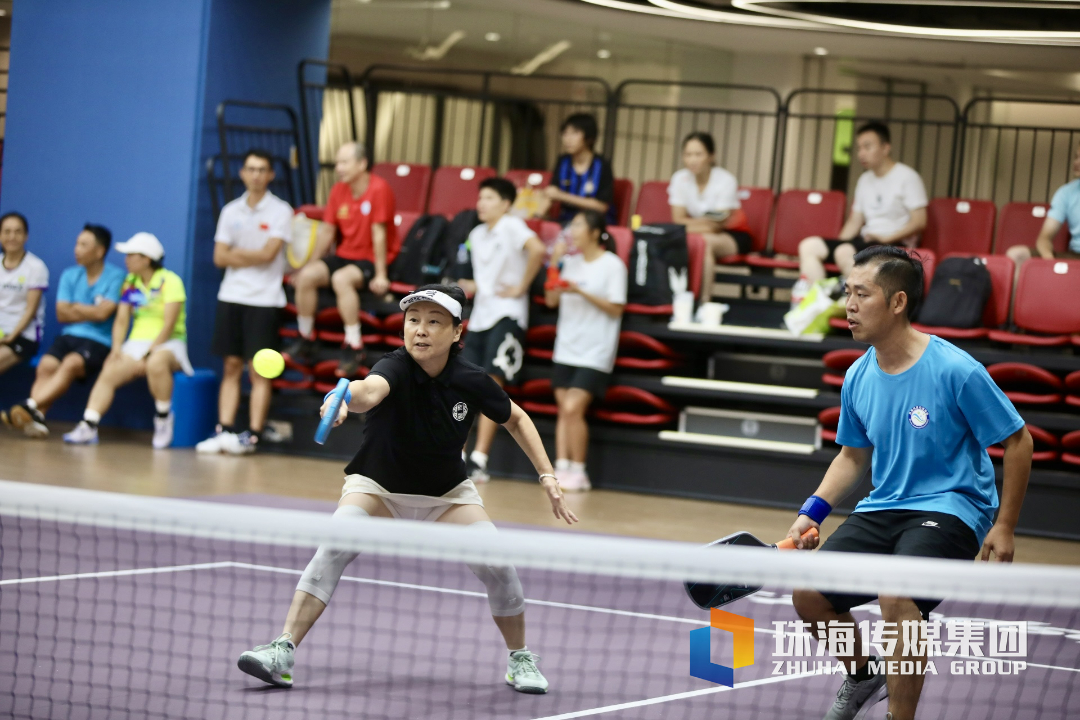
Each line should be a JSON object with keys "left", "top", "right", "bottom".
{"left": 530, "top": 670, "right": 821, "bottom": 720}
{"left": 0, "top": 561, "right": 236, "bottom": 586}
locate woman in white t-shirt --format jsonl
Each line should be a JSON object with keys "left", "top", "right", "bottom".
{"left": 0, "top": 212, "right": 49, "bottom": 377}
{"left": 544, "top": 210, "right": 627, "bottom": 492}
{"left": 668, "top": 132, "right": 752, "bottom": 301}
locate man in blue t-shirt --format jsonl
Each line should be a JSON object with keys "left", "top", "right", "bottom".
{"left": 1007, "top": 144, "right": 1080, "bottom": 267}
{"left": 786, "top": 246, "right": 1032, "bottom": 720}
{"left": 3, "top": 224, "right": 125, "bottom": 438}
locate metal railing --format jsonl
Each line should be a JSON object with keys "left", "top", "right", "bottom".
{"left": 956, "top": 96, "right": 1080, "bottom": 205}
{"left": 290, "top": 60, "right": 1080, "bottom": 212}
{"left": 215, "top": 100, "right": 308, "bottom": 208}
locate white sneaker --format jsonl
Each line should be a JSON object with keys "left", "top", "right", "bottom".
{"left": 506, "top": 649, "right": 548, "bottom": 694}
{"left": 152, "top": 412, "right": 174, "bottom": 449}
{"left": 238, "top": 633, "right": 295, "bottom": 688}
{"left": 559, "top": 469, "right": 592, "bottom": 492}
{"left": 196, "top": 427, "right": 233, "bottom": 454}
{"left": 10, "top": 404, "right": 49, "bottom": 438}
{"left": 221, "top": 430, "right": 257, "bottom": 456}
{"left": 63, "top": 421, "right": 99, "bottom": 445}
{"left": 466, "top": 458, "right": 491, "bottom": 483}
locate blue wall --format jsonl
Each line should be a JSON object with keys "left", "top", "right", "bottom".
{"left": 0, "top": 0, "right": 330, "bottom": 426}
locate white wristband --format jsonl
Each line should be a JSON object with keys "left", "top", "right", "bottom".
{"left": 539, "top": 473, "right": 557, "bottom": 483}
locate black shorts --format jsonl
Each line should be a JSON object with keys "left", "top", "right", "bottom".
{"left": 460, "top": 317, "right": 526, "bottom": 384}
{"left": 817, "top": 509, "right": 980, "bottom": 619}
{"left": 212, "top": 301, "right": 282, "bottom": 360}
{"left": 727, "top": 230, "right": 754, "bottom": 256}
{"left": 823, "top": 236, "right": 869, "bottom": 265}
{"left": 6, "top": 336, "right": 39, "bottom": 362}
{"left": 322, "top": 255, "right": 375, "bottom": 283}
{"left": 45, "top": 334, "right": 111, "bottom": 376}
{"left": 552, "top": 362, "right": 611, "bottom": 399}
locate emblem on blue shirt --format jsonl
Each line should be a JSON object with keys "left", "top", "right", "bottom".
{"left": 908, "top": 405, "right": 929, "bottom": 429}
{"left": 453, "top": 402, "right": 468, "bottom": 421}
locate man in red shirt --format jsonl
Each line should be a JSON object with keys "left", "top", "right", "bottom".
{"left": 286, "top": 142, "right": 398, "bottom": 376}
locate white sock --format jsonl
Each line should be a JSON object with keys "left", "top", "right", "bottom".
{"left": 344, "top": 323, "right": 363, "bottom": 350}
{"left": 25, "top": 398, "right": 38, "bottom": 411}
{"left": 569, "top": 461, "right": 586, "bottom": 474}
{"left": 509, "top": 646, "right": 527, "bottom": 655}
{"left": 297, "top": 315, "right": 315, "bottom": 339}
{"left": 83, "top": 409, "right": 102, "bottom": 425}
{"left": 155, "top": 400, "right": 172, "bottom": 415}
{"left": 470, "top": 451, "right": 488, "bottom": 469}
{"left": 555, "top": 458, "right": 570, "bottom": 470}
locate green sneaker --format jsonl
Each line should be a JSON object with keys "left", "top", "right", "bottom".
{"left": 506, "top": 649, "right": 548, "bottom": 694}
{"left": 238, "top": 633, "right": 295, "bottom": 688}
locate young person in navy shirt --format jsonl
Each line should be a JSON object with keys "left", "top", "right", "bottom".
{"left": 787, "top": 246, "right": 1032, "bottom": 720}
{"left": 536, "top": 114, "right": 615, "bottom": 225}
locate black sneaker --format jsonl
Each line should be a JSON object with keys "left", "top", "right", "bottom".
{"left": 283, "top": 336, "right": 317, "bottom": 366}
{"left": 336, "top": 345, "right": 366, "bottom": 378}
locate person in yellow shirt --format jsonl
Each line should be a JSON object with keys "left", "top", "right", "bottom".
{"left": 64, "top": 233, "right": 193, "bottom": 449}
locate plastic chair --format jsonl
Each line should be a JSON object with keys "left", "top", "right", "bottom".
{"left": 634, "top": 181, "right": 672, "bottom": 224}
{"left": 428, "top": 166, "right": 497, "bottom": 218}
{"left": 988, "top": 260, "right": 1080, "bottom": 346}
{"left": 746, "top": 190, "right": 846, "bottom": 270}
{"left": 986, "top": 363, "right": 1063, "bottom": 405}
{"left": 921, "top": 198, "right": 996, "bottom": 256}
{"left": 372, "top": 162, "right": 432, "bottom": 214}
{"left": 987, "top": 424, "right": 1058, "bottom": 462}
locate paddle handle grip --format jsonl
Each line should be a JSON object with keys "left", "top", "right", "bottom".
{"left": 776, "top": 527, "right": 819, "bottom": 550}
{"left": 315, "top": 378, "right": 350, "bottom": 445}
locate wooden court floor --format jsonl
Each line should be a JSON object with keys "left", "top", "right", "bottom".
{"left": 2, "top": 424, "right": 1078, "bottom": 567}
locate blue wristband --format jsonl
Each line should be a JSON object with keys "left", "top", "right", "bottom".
{"left": 799, "top": 495, "right": 832, "bottom": 524}
{"left": 324, "top": 386, "right": 353, "bottom": 406}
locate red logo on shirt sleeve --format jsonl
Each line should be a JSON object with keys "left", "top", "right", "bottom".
{"left": 259, "top": 223, "right": 270, "bottom": 231}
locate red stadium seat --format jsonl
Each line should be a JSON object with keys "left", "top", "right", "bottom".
{"left": 428, "top": 165, "right": 497, "bottom": 218}
{"left": 994, "top": 202, "right": 1070, "bottom": 255}
{"left": 296, "top": 204, "right": 324, "bottom": 221}
{"left": 746, "top": 190, "right": 846, "bottom": 270}
{"left": 525, "top": 325, "right": 556, "bottom": 361}
{"left": 609, "top": 226, "right": 633, "bottom": 266}
{"left": 516, "top": 378, "right": 558, "bottom": 416}
{"left": 394, "top": 211, "right": 421, "bottom": 240}
{"left": 312, "top": 359, "right": 370, "bottom": 389}
{"left": 314, "top": 308, "right": 383, "bottom": 346}
{"left": 986, "top": 363, "right": 1063, "bottom": 405}
{"left": 634, "top": 181, "right": 672, "bottom": 224}
{"left": 718, "top": 187, "right": 775, "bottom": 265}
{"left": 612, "top": 178, "right": 634, "bottom": 227}
{"left": 821, "top": 349, "right": 865, "bottom": 387}
{"left": 818, "top": 406, "right": 841, "bottom": 443}
{"left": 614, "top": 331, "right": 683, "bottom": 371}
{"left": 372, "top": 163, "right": 432, "bottom": 214}
{"left": 1061, "top": 429, "right": 1080, "bottom": 466}
{"left": 912, "top": 254, "right": 1014, "bottom": 339}
{"left": 592, "top": 386, "right": 677, "bottom": 426}
{"left": 988, "top": 259, "right": 1080, "bottom": 345}
{"left": 987, "top": 424, "right": 1058, "bottom": 462}
{"left": 504, "top": 169, "right": 551, "bottom": 190}
{"left": 921, "top": 198, "right": 996, "bottom": 256}
{"left": 1065, "top": 370, "right": 1080, "bottom": 408}
{"left": 909, "top": 248, "right": 935, "bottom": 295}
{"left": 271, "top": 354, "right": 315, "bottom": 390}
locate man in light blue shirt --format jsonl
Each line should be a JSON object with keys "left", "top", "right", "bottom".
{"left": 786, "top": 246, "right": 1032, "bottom": 720}
{"left": 1007, "top": 145, "right": 1080, "bottom": 266}
{"left": 3, "top": 224, "right": 125, "bottom": 438}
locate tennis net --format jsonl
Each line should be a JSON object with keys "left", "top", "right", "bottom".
{"left": 1, "top": 479, "right": 1078, "bottom": 720}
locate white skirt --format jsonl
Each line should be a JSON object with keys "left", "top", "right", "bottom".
{"left": 340, "top": 474, "right": 484, "bottom": 522}
{"left": 121, "top": 339, "right": 194, "bottom": 376}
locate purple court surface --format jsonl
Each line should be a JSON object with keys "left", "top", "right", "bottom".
{"left": 1, "top": 494, "right": 1077, "bottom": 719}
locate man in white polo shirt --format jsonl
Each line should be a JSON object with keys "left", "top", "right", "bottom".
{"left": 197, "top": 149, "right": 293, "bottom": 455}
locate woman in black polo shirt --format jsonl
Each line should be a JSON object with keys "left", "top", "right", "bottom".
{"left": 238, "top": 284, "right": 576, "bottom": 695}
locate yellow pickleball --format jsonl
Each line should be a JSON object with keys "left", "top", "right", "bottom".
{"left": 252, "top": 349, "right": 285, "bottom": 379}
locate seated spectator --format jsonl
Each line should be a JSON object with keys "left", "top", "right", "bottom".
{"left": 285, "top": 142, "right": 397, "bottom": 376}
{"left": 536, "top": 113, "right": 615, "bottom": 225}
{"left": 0, "top": 212, "right": 47, "bottom": 376}
{"left": 796, "top": 122, "right": 927, "bottom": 292}
{"left": 459, "top": 177, "right": 545, "bottom": 483}
{"left": 3, "top": 224, "right": 124, "bottom": 438}
{"left": 1006, "top": 145, "right": 1080, "bottom": 267}
{"left": 668, "top": 131, "right": 750, "bottom": 301}
{"left": 197, "top": 149, "right": 292, "bottom": 456}
{"left": 63, "top": 233, "right": 192, "bottom": 449}
{"left": 544, "top": 210, "right": 627, "bottom": 492}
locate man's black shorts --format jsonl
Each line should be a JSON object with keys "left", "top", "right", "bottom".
{"left": 45, "top": 334, "right": 111, "bottom": 377}
{"left": 823, "top": 236, "right": 870, "bottom": 264}
{"left": 817, "top": 509, "right": 980, "bottom": 619}
{"left": 6, "top": 336, "right": 39, "bottom": 362}
{"left": 460, "top": 317, "right": 526, "bottom": 384}
{"left": 727, "top": 230, "right": 754, "bottom": 256}
{"left": 322, "top": 255, "right": 375, "bottom": 283}
{"left": 212, "top": 301, "right": 281, "bottom": 360}
{"left": 552, "top": 362, "right": 611, "bottom": 399}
